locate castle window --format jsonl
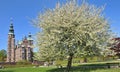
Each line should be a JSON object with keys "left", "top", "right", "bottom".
{"left": 22, "top": 47, "right": 25, "bottom": 53}
{"left": 28, "top": 48, "right": 31, "bottom": 53}
{"left": 22, "top": 49, "right": 24, "bottom": 53}
{"left": 22, "top": 54, "right": 25, "bottom": 60}
{"left": 28, "top": 53, "right": 31, "bottom": 57}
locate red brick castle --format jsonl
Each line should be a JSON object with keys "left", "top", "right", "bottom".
{"left": 7, "top": 23, "right": 33, "bottom": 62}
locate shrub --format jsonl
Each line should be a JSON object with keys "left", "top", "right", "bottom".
{"left": 16, "top": 60, "right": 31, "bottom": 65}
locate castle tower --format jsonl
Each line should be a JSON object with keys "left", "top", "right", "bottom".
{"left": 27, "top": 32, "right": 33, "bottom": 62}
{"left": 7, "top": 22, "right": 15, "bottom": 62}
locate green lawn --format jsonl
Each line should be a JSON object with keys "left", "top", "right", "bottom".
{"left": 0, "top": 67, "right": 120, "bottom": 72}
{"left": 0, "top": 67, "right": 53, "bottom": 72}
{"left": 1, "top": 60, "right": 120, "bottom": 72}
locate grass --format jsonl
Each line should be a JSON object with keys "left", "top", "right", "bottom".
{"left": 1, "top": 60, "right": 120, "bottom": 72}
{"left": 0, "top": 67, "right": 53, "bottom": 72}
{"left": 1, "top": 67, "right": 120, "bottom": 72}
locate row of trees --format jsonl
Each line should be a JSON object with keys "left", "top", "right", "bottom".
{"left": 33, "top": 1, "right": 118, "bottom": 72}
{"left": 0, "top": 49, "right": 7, "bottom": 62}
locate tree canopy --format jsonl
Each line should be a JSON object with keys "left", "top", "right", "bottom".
{"left": 33, "top": 1, "right": 114, "bottom": 71}
{"left": 0, "top": 49, "right": 7, "bottom": 61}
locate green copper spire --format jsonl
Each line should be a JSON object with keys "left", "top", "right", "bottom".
{"left": 8, "top": 21, "right": 14, "bottom": 35}
{"left": 27, "top": 32, "right": 33, "bottom": 40}
{"left": 8, "top": 18, "right": 14, "bottom": 34}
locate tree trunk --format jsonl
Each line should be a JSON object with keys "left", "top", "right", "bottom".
{"left": 66, "top": 53, "right": 74, "bottom": 72}
{"left": 84, "top": 57, "right": 87, "bottom": 63}
{"left": 118, "top": 54, "right": 120, "bottom": 59}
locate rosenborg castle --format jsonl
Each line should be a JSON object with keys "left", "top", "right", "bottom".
{"left": 7, "top": 23, "right": 34, "bottom": 62}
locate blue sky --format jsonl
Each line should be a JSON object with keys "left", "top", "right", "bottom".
{"left": 0, "top": 0, "right": 120, "bottom": 51}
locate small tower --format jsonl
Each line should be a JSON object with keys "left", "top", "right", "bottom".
{"left": 7, "top": 21, "right": 15, "bottom": 62}
{"left": 27, "top": 32, "right": 33, "bottom": 62}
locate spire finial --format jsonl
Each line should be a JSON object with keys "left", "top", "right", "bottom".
{"left": 10, "top": 17, "right": 13, "bottom": 24}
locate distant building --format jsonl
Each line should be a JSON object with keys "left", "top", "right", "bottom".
{"left": 6, "top": 23, "right": 34, "bottom": 62}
